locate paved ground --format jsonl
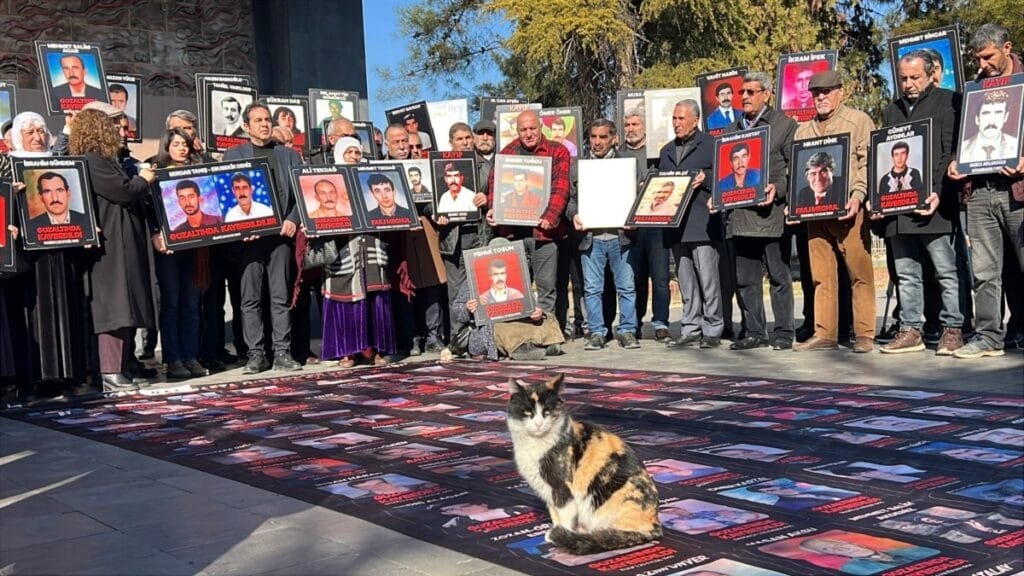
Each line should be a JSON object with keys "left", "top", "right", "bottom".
{"left": 2, "top": 290, "right": 1022, "bottom": 575}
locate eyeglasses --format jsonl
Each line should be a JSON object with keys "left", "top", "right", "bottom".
{"left": 810, "top": 87, "right": 837, "bottom": 96}
{"left": 409, "top": 144, "right": 423, "bottom": 150}
{"left": 739, "top": 88, "right": 765, "bottom": 96}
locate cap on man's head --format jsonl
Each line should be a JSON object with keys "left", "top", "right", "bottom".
{"left": 473, "top": 119, "right": 496, "bottom": 134}
{"left": 82, "top": 101, "right": 124, "bottom": 118}
{"left": 808, "top": 70, "right": 842, "bottom": 90}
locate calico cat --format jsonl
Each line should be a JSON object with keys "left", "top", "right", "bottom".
{"left": 507, "top": 374, "right": 662, "bottom": 555}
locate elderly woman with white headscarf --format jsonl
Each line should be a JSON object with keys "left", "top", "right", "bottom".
{"left": 317, "top": 137, "right": 395, "bottom": 367}
{"left": 0, "top": 111, "right": 90, "bottom": 399}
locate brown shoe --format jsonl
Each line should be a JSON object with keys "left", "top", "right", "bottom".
{"left": 793, "top": 335, "right": 839, "bottom": 352}
{"left": 936, "top": 327, "right": 963, "bottom": 356}
{"left": 880, "top": 329, "right": 923, "bottom": 354}
{"left": 853, "top": 336, "right": 874, "bottom": 353}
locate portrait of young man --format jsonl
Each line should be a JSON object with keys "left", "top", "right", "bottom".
{"left": 172, "top": 179, "right": 223, "bottom": 232}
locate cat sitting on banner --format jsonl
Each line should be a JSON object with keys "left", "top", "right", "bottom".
{"left": 507, "top": 374, "right": 662, "bottom": 555}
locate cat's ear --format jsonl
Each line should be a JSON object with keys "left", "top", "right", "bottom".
{"left": 507, "top": 378, "right": 523, "bottom": 395}
{"left": 544, "top": 373, "right": 564, "bottom": 394}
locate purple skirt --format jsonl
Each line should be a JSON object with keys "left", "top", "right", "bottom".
{"left": 321, "top": 292, "right": 396, "bottom": 359}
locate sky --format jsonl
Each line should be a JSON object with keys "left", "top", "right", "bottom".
{"left": 362, "top": 0, "right": 503, "bottom": 131}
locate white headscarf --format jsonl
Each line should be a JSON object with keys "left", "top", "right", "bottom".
{"left": 9, "top": 112, "right": 53, "bottom": 158}
{"left": 333, "top": 137, "right": 363, "bottom": 165}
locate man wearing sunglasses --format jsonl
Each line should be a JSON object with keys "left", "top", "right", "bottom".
{"left": 792, "top": 70, "right": 876, "bottom": 354}
{"left": 720, "top": 72, "right": 798, "bottom": 352}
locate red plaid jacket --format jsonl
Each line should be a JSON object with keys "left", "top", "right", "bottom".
{"left": 488, "top": 135, "right": 571, "bottom": 242}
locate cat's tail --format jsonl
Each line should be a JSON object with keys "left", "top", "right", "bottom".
{"left": 548, "top": 525, "right": 662, "bottom": 556}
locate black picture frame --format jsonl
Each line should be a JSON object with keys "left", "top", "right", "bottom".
{"left": 265, "top": 95, "right": 310, "bottom": 156}
{"left": 697, "top": 68, "right": 748, "bottom": 137}
{"left": 464, "top": 240, "right": 535, "bottom": 325}
{"left": 624, "top": 170, "right": 696, "bottom": 228}
{"left": 787, "top": 135, "right": 851, "bottom": 222}
{"left": 153, "top": 158, "right": 283, "bottom": 250}
{"left": 290, "top": 165, "right": 363, "bottom": 237}
{"left": 955, "top": 74, "right": 1024, "bottom": 176}
{"left": 889, "top": 26, "right": 963, "bottom": 96}
{"left": 35, "top": 41, "right": 108, "bottom": 114}
{"left": 385, "top": 101, "right": 437, "bottom": 153}
{"left": 539, "top": 107, "right": 582, "bottom": 158}
{"left": 712, "top": 126, "right": 770, "bottom": 211}
{"left": 105, "top": 73, "right": 143, "bottom": 143}
{"left": 870, "top": 120, "right": 931, "bottom": 216}
{"left": 0, "top": 81, "right": 17, "bottom": 152}
{"left": 430, "top": 151, "right": 481, "bottom": 223}
{"left": 776, "top": 50, "right": 839, "bottom": 123}
{"left": 193, "top": 73, "right": 255, "bottom": 141}
{"left": 350, "top": 164, "right": 420, "bottom": 231}
{"left": 14, "top": 156, "right": 101, "bottom": 250}
{"left": 204, "top": 82, "right": 258, "bottom": 153}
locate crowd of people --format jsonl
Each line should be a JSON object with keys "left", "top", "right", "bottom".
{"left": 0, "top": 22, "right": 1021, "bottom": 401}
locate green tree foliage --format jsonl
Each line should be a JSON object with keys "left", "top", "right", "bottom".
{"left": 384, "top": 0, "right": 965, "bottom": 123}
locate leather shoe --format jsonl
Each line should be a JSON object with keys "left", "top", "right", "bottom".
{"left": 666, "top": 334, "right": 701, "bottom": 348}
{"left": 793, "top": 335, "right": 839, "bottom": 352}
{"left": 730, "top": 336, "right": 769, "bottom": 350}
{"left": 852, "top": 336, "right": 873, "bottom": 353}
{"left": 242, "top": 356, "right": 269, "bottom": 375}
{"left": 101, "top": 373, "right": 138, "bottom": 392}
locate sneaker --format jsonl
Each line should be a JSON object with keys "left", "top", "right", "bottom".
{"left": 953, "top": 338, "right": 1005, "bottom": 359}
{"left": 584, "top": 334, "right": 605, "bottom": 351}
{"left": 545, "top": 344, "right": 564, "bottom": 357}
{"left": 730, "top": 336, "right": 769, "bottom": 350}
{"left": 936, "top": 327, "right": 963, "bottom": 356}
{"left": 699, "top": 336, "right": 720, "bottom": 349}
{"left": 618, "top": 333, "right": 641, "bottom": 349}
{"left": 242, "top": 355, "right": 269, "bottom": 375}
{"left": 183, "top": 359, "right": 210, "bottom": 378}
{"left": 273, "top": 354, "right": 303, "bottom": 372}
{"left": 165, "top": 361, "right": 191, "bottom": 380}
{"left": 424, "top": 341, "right": 446, "bottom": 354}
{"left": 654, "top": 328, "right": 671, "bottom": 343}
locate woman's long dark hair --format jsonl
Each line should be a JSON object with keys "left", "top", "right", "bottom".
{"left": 155, "top": 128, "right": 202, "bottom": 167}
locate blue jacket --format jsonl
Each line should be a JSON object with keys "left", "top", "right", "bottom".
{"left": 707, "top": 107, "right": 744, "bottom": 131}
{"left": 718, "top": 168, "right": 762, "bottom": 191}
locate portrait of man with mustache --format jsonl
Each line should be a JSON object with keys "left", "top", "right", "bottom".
{"left": 959, "top": 88, "right": 1022, "bottom": 163}
{"left": 50, "top": 54, "right": 106, "bottom": 102}
{"left": 27, "top": 171, "right": 89, "bottom": 238}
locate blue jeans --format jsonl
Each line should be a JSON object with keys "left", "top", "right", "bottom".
{"left": 155, "top": 251, "right": 201, "bottom": 363}
{"left": 628, "top": 228, "right": 670, "bottom": 330}
{"left": 891, "top": 234, "right": 963, "bottom": 330}
{"left": 966, "top": 183, "right": 1024, "bottom": 347}
{"left": 581, "top": 237, "right": 636, "bottom": 335}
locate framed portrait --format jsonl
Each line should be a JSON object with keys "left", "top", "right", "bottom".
{"left": 352, "top": 121, "right": 378, "bottom": 160}
{"left": 464, "top": 240, "right": 534, "bottom": 324}
{"left": 14, "top": 157, "right": 100, "bottom": 250}
{"left": 577, "top": 157, "right": 636, "bottom": 228}
{"left": 787, "top": 135, "right": 850, "bottom": 222}
{"left": 153, "top": 159, "right": 283, "bottom": 250}
{"left": 105, "top": 74, "right": 142, "bottom": 143}
{"left": 204, "top": 82, "right": 258, "bottom": 153}
{"left": 386, "top": 101, "right": 437, "bottom": 153}
{"left": 492, "top": 154, "right": 551, "bottom": 227}
{"left": 430, "top": 151, "right": 480, "bottom": 222}
{"left": 955, "top": 74, "right": 1024, "bottom": 175}
{"left": 624, "top": 170, "right": 695, "bottom": 228}
{"left": 539, "top": 107, "right": 582, "bottom": 158}
{"left": 869, "top": 120, "right": 931, "bottom": 216}
{"left": 193, "top": 73, "right": 254, "bottom": 141}
{"left": 350, "top": 164, "right": 419, "bottom": 231}
{"left": 35, "top": 41, "right": 108, "bottom": 114}
{"left": 658, "top": 499, "right": 767, "bottom": 535}
{"left": 713, "top": 126, "right": 769, "bottom": 210}
{"left": 370, "top": 159, "right": 432, "bottom": 204}
{"left": 309, "top": 88, "right": 360, "bottom": 150}
{"left": 480, "top": 96, "right": 524, "bottom": 126}
{"left": 644, "top": 87, "right": 701, "bottom": 160}
{"left": 776, "top": 50, "right": 838, "bottom": 122}
{"left": 696, "top": 67, "right": 748, "bottom": 136}
{"left": 265, "top": 96, "right": 309, "bottom": 155}
{"left": 889, "top": 26, "right": 963, "bottom": 95}
{"left": 289, "top": 165, "right": 362, "bottom": 237}
{"left": 495, "top": 102, "right": 542, "bottom": 152}
{"left": 615, "top": 89, "right": 645, "bottom": 141}
{"left": 0, "top": 82, "right": 17, "bottom": 153}
{"left": 426, "top": 98, "right": 469, "bottom": 152}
